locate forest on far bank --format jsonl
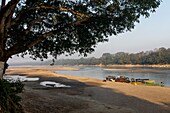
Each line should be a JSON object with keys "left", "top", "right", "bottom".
{"left": 53, "top": 47, "right": 170, "bottom": 65}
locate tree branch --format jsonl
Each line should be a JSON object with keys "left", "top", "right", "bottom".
{"left": 6, "top": 4, "right": 91, "bottom": 57}
{"left": 12, "top": 5, "right": 90, "bottom": 26}
{"left": 32, "top": 6, "right": 90, "bottom": 19}
{"left": 22, "top": 14, "right": 91, "bottom": 50}
{"left": 0, "top": 0, "right": 19, "bottom": 51}
{"left": 1, "top": 0, "right": 6, "bottom": 9}
{"left": 6, "top": 31, "right": 53, "bottom": 57}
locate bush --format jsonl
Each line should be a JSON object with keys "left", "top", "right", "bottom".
{"left": 0, "top": 79, "right": 24, "bottom": 113}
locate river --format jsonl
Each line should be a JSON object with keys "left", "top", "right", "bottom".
{"left": 56, "top": 66, "right": 170, "bottom": 87}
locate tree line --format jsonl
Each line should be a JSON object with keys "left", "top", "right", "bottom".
{"left": 54, "top": 47, "right": 170, "bottom": 65}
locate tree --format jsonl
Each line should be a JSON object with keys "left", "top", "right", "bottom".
{"left": 158, "top": 47, "right": 169, "bottom": 64}
{"left": 101, "top": 53, "right": 113, "bottom": 65}
{"left": 0, "top": 0, "right": 161, "bottom": 78}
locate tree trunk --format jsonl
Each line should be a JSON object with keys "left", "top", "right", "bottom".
{"left": 0, "top": 61, "right": 4, "bottom": 79}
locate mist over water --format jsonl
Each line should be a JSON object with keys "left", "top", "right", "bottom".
{"left": 56, "top": 66, "right": 170, "bottom": 87}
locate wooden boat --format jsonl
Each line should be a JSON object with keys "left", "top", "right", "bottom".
{"left": 104, "top": 76, "right": 164, "bottom": 87}
{"left": 115, "top": 76, "right": 130, "bottom": 83}
{"left": 131, "top": 79, "right": 164, "bottom": 87}
{"left": 143, "top": 80, "right": 155, "bottom": 85}
{"left": 105, "top": 76, "right": 130, "bottom": 83}
{"left": 130, "top": 78, "right": 155, "bottom": 85}
{"left": 130, "top": 81, "right": 143, "bottom": 85}
{"left": 135, "top": 79, "right": 149, "bottom": 82}
{"left": 106, "top": 76, "right": 116, "bottom": 81}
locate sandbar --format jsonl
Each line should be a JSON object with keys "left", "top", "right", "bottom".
{"left": 6, "top": 66, "right": 170, "bottom": 113}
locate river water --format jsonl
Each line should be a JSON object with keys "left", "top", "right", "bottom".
{"left": 56, "top": 66, "right": 170, "bottom": 87}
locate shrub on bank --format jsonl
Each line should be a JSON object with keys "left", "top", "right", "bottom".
{"left": 0, "top": 79, "right": 24, "bottom": 113}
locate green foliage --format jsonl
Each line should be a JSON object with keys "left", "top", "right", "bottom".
{"left": 101, "top": 53, "right": 113, "bottom": 65}
{"left": 53, "top": 47, "right": 170, "bottom": 65}
{"left": 0, "top": 0, "right": 161, "bottom": 61}
{"left": 0, "top": 79, "right": 24, "bottom": 113}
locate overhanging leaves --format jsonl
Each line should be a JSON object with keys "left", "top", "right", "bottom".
{"left": 0, "top": 0, "right": 161, "bottom": 61}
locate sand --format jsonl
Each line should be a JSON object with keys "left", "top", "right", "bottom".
{"left": 5, "top": 66, "right": 170, "bottom": 113}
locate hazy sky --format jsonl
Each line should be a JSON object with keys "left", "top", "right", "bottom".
{"left": 8, "top": 0, "right": 170, "bottom": 63}
{"left": 92, "top": 1, "right": 169, "bottom": 52}
{"left": 58, "top": 0, "right": 170, "bottom": 58}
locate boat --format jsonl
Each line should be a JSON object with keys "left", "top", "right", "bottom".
{"left": 106, "top": 76, "right": 116, "bottom": 81}
{"left": 104, "top": 76, "right": 164, "bottom": 87}
{"left": 130, "top": 79, "right": 164, "bottom": 86}
{"left": 115, "top": 76, "right": 130, "bottom": 83}
{"left": 143, "top": 80, "right": 155, "bottom": 85}
{"left": 131, "top": 81, "right": 143, "bottom": 85}
{"left": 105, "top": 76, "right": 130, "bottom": 83}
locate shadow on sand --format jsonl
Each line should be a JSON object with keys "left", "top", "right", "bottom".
{"left": 13, "top": 74, "right": 170, "bottom": 113}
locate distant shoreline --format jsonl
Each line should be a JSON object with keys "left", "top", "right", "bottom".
{"left": 57, "top": 64, "right": 170, "bottom": 68}
{"left": 9, "top": 64, "right": 170, "bottom": 69}
{"left": 96, "top": 64, "right": 170, "bottom": 68}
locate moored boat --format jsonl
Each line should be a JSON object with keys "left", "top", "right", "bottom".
{"left": 143, "top": 80, "right": 155, "bottom": 85}
{"left": 105, "top": 76, "right": 130, "bottom": 83}
{"left": 104, "top": 76, "right": 164, "bottom": 87}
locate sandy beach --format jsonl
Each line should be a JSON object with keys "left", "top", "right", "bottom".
{"left": 5, "top": 66, "right": 170, "bottom": 113}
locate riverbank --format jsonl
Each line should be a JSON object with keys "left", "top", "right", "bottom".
{"left": 96, "top": 64, "right": 170, "bottom": 68}
{"left": 6, "top": 66, "right": 170, "bottom": 113}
